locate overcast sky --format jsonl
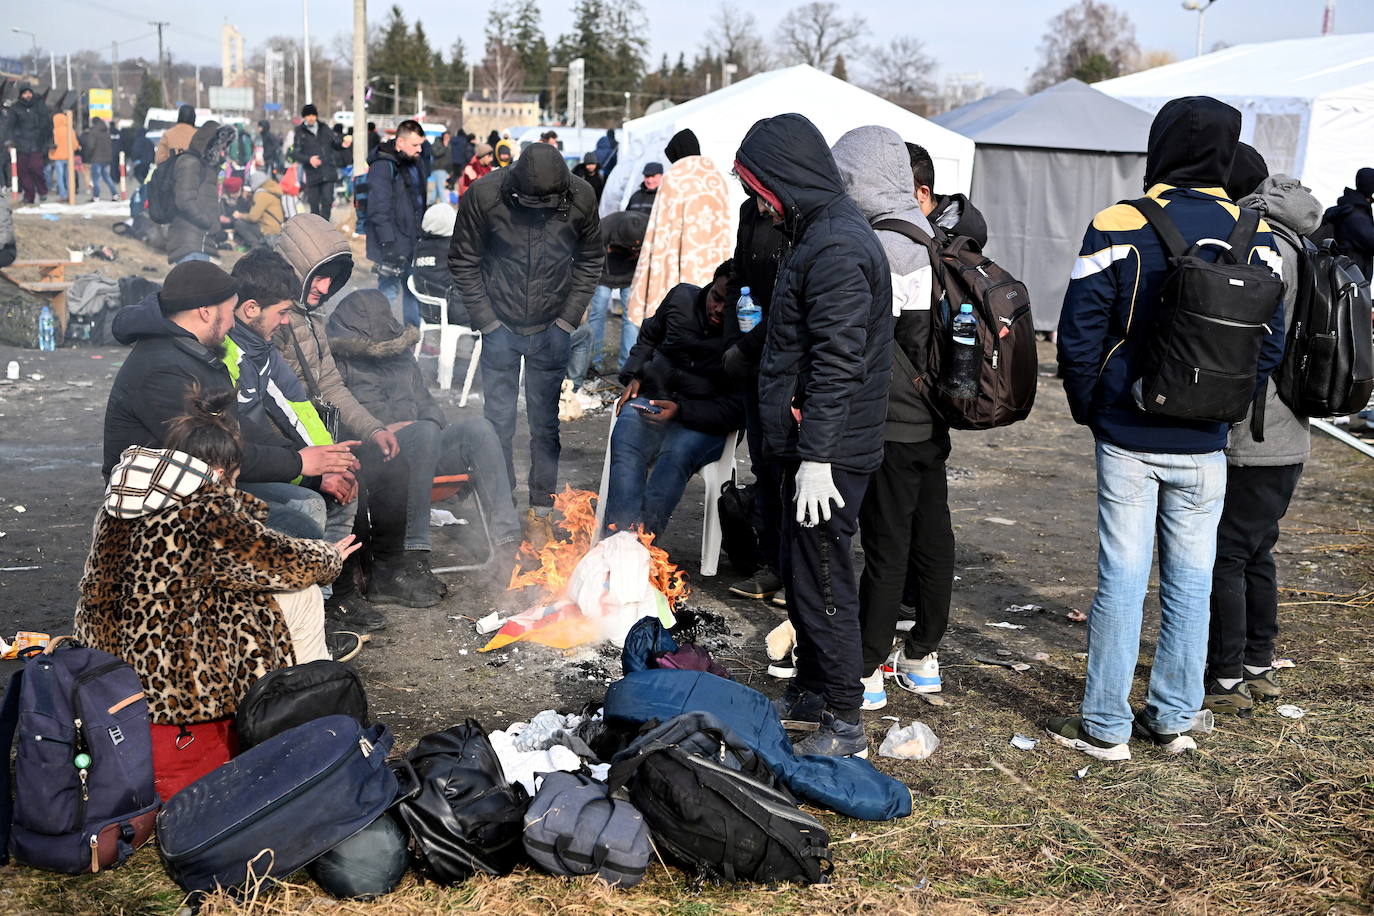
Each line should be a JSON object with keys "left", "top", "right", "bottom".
{"left": 9, "top": 0, "right": 1373, "bottom": 93}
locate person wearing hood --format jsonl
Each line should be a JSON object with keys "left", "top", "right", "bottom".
{"left": 234, "top": 170, "right": 285, "bottom": 248}
{"left": 734, "top": 113, "right": 894, "bottom": 758}
{"left": 155, "top": 103, "right": 198, "bottom": 165}
{"left": 367, "top": 119, "right": 430, "bottom": 328}
{"left": 830, "top": 125, "right": 953, "bottom": 711}
{"left": 258, "top": 120, "right": 284, "bottom": 173}
{"left": 1051, "top": 97, "right": 1285, "bottom": 762}
{"left": 167, "top": 122, "right": 235, "bottom": 264}
{"left": 81, "top": 117, "right": 119, "bottom": 202}
{"left": 458, "top": 143, "right": 495, "bottom": 196}
{"left": 572, "top": 151, "right": 605, "bottom": 201}
{"left": 4, "top": 84, "right": 53, "bottom": 204}
{"left": 291, "top": 103, "right": 351, "bottom": 220}
{"left": 664, "top": 128, "right": 700, "bottom": 164}
{"left": 409, "top": 202, "right": 465, "bottom": 322}
{"left": 103, "top": 260, "right": 358, "bottom": 539}
{"left": 448, "top": 141, "right": 603, "bottom": 517}
{"left": 595, "top": 128, "right": 619, "bottom": 174}
{"left": 567, "top": 208, "right": 649, "bottom": 388}
{"left": 47, "top": 110, "right": 79, "bottom": 202}
{"left": 906, "top": 141, "right": 987, "bottom": 249}
{"left": 627, "top": 162, "right": 663, "bottom": 213}
{"left": 79, "top": 389, "right": 362, "bottom": 798}
{"left": 1205, "top": 158, "right": 1320, "bottom": 717}
{"left": 493, "top": 137, "right": 516, "bottom": 169}
{"left": 1323, "top": 167, "right": 1374, "bottom": 285}
{"left": 121, "top": 125, "right": 155, "bottom": 185}
{"left": 328, "top": 289, "right": 523, "bottom": 595}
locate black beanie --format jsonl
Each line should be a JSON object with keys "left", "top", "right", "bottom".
{"left": 665, "top": 128, "right": 701, "bottom": 163}
{"left": 301, "top": 103, "right": 319, "bottom": 118}
{"left": 1224, "top": 142, "right": 1269, "bottom": 202}
{"left": 159, "top": 261, "right": 240, "bottom": 316}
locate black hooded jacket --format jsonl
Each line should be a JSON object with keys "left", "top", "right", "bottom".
{"left": 665, "top": 129, "right": 701, "bottom": 163}
{"left": 734, "top": 113, "right": 894, "bottom": 473}
{"left": 103, "top": 295, "right": 302, "bottom": 483}
{"left": 1143, "top": 96, "right": 1242, "bottom": 191}
{"left": 5, "top": 88, "right": 52, "bottom": 154}
{"left": 619, "top": 282, "right": 746, "bottom": 436}
{"left": 724, "top": 198, "right": 788, "bottom": 367}
{"left": 167, "top": 122, "right": 226, "bottom": 264}
{"left": 365, "top": 139, "right": 429, "bottom": 263}
{"left": 292, "top": 120, "right": 345, "bottom": 186}
{"left": 1224, "top": 142, "right": 1270, "bottom": 202}
{"left": 448, "top": 142, "right": 604, "bottom": 335}
{"left": 326, "top": 290, "right": 446, "bottom": 428}
{"left": 1324, "top": 186, "right": 1374, "bottom": 283}
{"left": 600, "top": 209, "right": 648, "bottom": 287}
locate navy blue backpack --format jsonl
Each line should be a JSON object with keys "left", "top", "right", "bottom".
{"left": 0, "top": 638, "right": 161, "bottom": 873}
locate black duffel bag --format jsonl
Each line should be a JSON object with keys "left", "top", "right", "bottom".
{"left": 234, "top": 659, "right": 370, "bottom": 751}
{"left": 391, "top": 719, "right": 530, "bottom": 884}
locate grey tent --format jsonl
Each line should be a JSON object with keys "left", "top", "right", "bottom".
{"left": 937, "top": 80, "right": 1154, "bottom": 330}
{"left": 931, "top": 89, "right": 1024, "bottom": 135}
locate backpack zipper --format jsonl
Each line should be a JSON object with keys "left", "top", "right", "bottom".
{"left": 68, "top": 661, "right": 128, "bottom": 832}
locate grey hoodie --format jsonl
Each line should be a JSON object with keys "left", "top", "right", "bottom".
{"left": 1228, "top": 174, "right": 1318, "bottom": 466}
{"left": 831, "top": 125, "right": 940, "bottom": 443}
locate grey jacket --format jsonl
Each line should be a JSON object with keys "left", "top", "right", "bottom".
{"left": 1227, "top": 175, "right": 1318, "bottom": 467}
{"left": 831, "top": 125, "right": 940, "bottom": 444}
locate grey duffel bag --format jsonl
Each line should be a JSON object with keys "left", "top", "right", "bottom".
{"left": 522, "top": 771, "right": 650, "bottom": 888}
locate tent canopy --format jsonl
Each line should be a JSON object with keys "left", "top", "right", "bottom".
{"left": 946, "top": 79, "right": 1152, "bottom": 153}
{"left": 931, "top": 88, "right": 1025, "bottom": 135}
{"left": 1095, "top": 33, "right": 1374, "bottom": 207}
{"left": 602, "top": 65, "right": 975, "bottom": 217}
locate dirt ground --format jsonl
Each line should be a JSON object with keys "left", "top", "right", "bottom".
{"left": 1, "top": 211, "right": 1372, "bottom": 912}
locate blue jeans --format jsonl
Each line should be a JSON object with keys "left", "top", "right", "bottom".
{"left": 395, "top": 417, "right": 522, "bottom": 550}
{"left": 89, "top": 162, "right": 118, "bottom": 199}
{"left": 379, "top": 271, "right": 421, "bottom": 328}
{"left": 427, "top": 169, "right": 449, "bottom": 205}
{"left": 239, "top": 481, "right": 327, "bottom": 539}
{"left": 603, "top": 402, "right": 726, "bottom": 536}
{"left": 46, "top": 160, "right": 68, "bottom": 197}
{"left": 583, "top": 286, "right": 639, "bottom": 374}
{"left": 1082, "top": 441, "right": 1226, "bottom": 743}
{"left": 480, "top": 323, "right": 572, "bottom": 508}
{"left": 176, "top": 251, "right": 212, "bottom": 264}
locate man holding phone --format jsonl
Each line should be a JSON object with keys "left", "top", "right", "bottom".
{"left": 604, "top": 262, "right": 745, "bottom": 536}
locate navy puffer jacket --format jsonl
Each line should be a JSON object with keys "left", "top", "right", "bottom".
{"left": 734, "top": 113, "right": 893, "bottom": 474}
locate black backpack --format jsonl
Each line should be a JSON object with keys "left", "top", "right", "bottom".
{"left": 606, "top": 717, "right": 832, "bottom": 885}
{"left": 233, "top": 659, "right": 370, "bottom": 752}
{"left": 716, "top": 471, "right": 760, "bottom": 577}
{"left": 1275, "top": 233, "right": 1374, "bottom": 418}
{"left": 145, "top": 152, "right": 186, "bottom": 225}
{"left": 1130, "top": 197, "right": 1285, "bottom": 423}
{"left": 873, "top": 219, "right": 1037, "bottom": 430}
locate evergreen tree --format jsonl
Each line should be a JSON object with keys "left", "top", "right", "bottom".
{"left": 133, "top": 72, "right": 163, "bottom": 127}
{"left": 554, "top": 0, "right": 647, "bottom": 122}
{"left": 831, "top": 54, "right": 849, "bottom": 81}
{"left": 434, "top": 38, "right": 470, "bottom": 103}
{"left": 511, "top": 0, "right": 550, "bottom": 98}
{"left": 369, "top": 5, "right": 436, "bottom": 109}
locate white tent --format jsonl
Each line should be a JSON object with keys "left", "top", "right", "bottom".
{"left": 601, "top": 65, "right": 975, "bottom": 218}
{"left": 1095, "top": 33, "right": 1374, "bottom": 209}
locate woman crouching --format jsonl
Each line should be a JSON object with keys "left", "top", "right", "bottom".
{"left": 75, "top": 388, "right": 362, "bottom": 798}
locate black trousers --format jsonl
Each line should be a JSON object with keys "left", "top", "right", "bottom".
{"left": 1207, "top": 463, "right": 1303, "bottom": 680}
{"left": 779, "top": 463, "right": 871, "bottom": 717}
{"left": 306, "top": 181, "right": 334, "bottom": 221}
{"left": 743, "top": 387, "right": 783, "bottom": 571}
{"left": 858, "top": 438, "right": 955, "bottom": 672}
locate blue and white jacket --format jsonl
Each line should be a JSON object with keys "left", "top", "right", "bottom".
{"left": 1057, "top": 183, "right": 1284, "bottom": 455}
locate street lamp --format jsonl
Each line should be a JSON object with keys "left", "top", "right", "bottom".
{"left": 1182, "top": 0, "right": 1219, "bottom": 58}
{"left": 11, "top": 28, "right": 38, "bottom": 79}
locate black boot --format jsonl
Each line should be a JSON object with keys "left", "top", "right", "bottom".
{"left": 325, "top": 554, "right": 387, "bottom": 631}
{"left": 369, "top": 553, "right": 443, "bottom": 608}
{"left": 404, "top": 550, "right": 448, "bottom": 597}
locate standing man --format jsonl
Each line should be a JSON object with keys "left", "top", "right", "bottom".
{"left": 1322, "top": 167, "right": 1374, "bottom": 285}
{"left": 258, "top": 120, "right": 284, "bottom": 173}
{"left": 366, "top": 119, "right": 430, "bottom": 328}
{"left": 448, "top": 142, "right": 603, "bottom": 520}
{"left": 167, "top": 122, "right": 234, "bottom": 265}
{"left": 155, "top": 104, "right": 198, "bottom": 164}
{"left": 292, "top": 104, "right": 350, "bottom": 221}
{"left": 830, "top": 126, "right": 953, "bottom": 709}
{"left": 626, "top": 162, "right": 663, "bottom": 213}
{"left": 81, "top": 118, "right": 119, "bottom": 202}
{"left": 5, "top": 85, "right": 53, "bottom": 205}
{"left": 734, "top": 113, "right": 894, "bottom": 758}
{"left": 1052, "top": 97, "right": 1285, "bottom": 761}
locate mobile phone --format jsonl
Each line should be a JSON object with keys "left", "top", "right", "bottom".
{"left": 630, "top": 400, "right": 663, "bottom": 415}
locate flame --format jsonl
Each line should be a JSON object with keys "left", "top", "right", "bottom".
{"left": 506, "top": 485, "right": 690, "bottom": 606}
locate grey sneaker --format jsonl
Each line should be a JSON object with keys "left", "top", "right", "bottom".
{"left": 729, "top": 568, "right": 783, "bottom": 599}
{"left": 1131, "top": 710, "right": 1198, "bottom": 754}
{"left": 1045, "top": 715, "right": 1131, "bottom": 761}
{"left": 1202, "top": 677, "right": 1255, "bottom": 716}
{"left": 1243, "top": 667, "right": 1282, "bottom": 700}
{"left": 772, "top": 683, "right": 824, "bottom": 731}
{"left": 792, "top": 711, "right": 868, "bottom": 758}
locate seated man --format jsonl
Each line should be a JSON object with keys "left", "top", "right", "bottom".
{"left": 605, "top": 262, "right": 744, "bottom": 536}
{"left": 103, "top": 260, "right": 357, "bottom": 540}
{"left": 233, "top": 170, "right": 286, "bottom": 250}
{"left": 327, "top": 289, "right": 522, "bottom": 591}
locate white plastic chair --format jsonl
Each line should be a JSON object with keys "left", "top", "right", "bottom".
{"left": 409, "top": 274, "right": 482, "bottom": 405}
{"left": 592, "top": 407, "right": 739, "bottom": 577}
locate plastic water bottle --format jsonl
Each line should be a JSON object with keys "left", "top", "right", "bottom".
{"left": 37, "top": 305, "right": 57, "bottom": 352}
{"left": 736, "top": 286, "right": 761, "bottom": 333}
{"left": 943, "top": 303, "right": 980, "bottom": 399}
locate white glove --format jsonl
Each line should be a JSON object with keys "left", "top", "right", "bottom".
{"left": 794, "top": 461, "right": 843, "bottom": 526}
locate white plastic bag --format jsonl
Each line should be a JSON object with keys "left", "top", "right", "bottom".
{"left": 878, "top": 721, "right": 940, "bottom": 760}
{"left": 565, "top": 531, "right": 675, "bottom": 646}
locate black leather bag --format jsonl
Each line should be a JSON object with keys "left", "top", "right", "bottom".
{"left": 390, "top": 720, "right": 530, "bottom": 884}
{"left": 717, "top": 469, "right": 760, "bottom": 576}
{"left": 233, "top": 660, "right": 369, "bottom": 752}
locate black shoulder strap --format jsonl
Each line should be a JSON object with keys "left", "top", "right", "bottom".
{"left": 1225, "top": 207, "right": 1262, "bottom": 257}
{"left": 1129, "top": 197, "right": 1189, "bottom": 260}
{"left": 0, "top": 669, "right": 24, "bottom": 866}
{"left": 286, "top": 322, "right": 324, "bottom": 401}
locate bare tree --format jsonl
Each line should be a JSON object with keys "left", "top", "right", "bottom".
{"left": 479, "top": 9, "right": 525, "bottom": 104}
{"left": 708, "top": 5, "right": 771, "bottom": 76}
{"left": 864, "top": 36, "right": 937, "bottom": 111}
{"left": 1029, "top": 0, "right": 1139, "bottom": 91}
{"left": 774, "top": 1, "right": 866, "bottom": 72}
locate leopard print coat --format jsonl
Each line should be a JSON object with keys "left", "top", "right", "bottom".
{"left": 74, "top": 482, "right": 342, "bottom": 724}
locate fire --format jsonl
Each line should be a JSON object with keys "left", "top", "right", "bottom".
{"left": 507, "top": 485, "right": 690, "bottom": 606}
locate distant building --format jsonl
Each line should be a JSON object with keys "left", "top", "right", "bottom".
{"left": 461, "top": 89, "right": 540, "bottom": 140}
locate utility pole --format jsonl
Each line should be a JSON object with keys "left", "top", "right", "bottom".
{"left": 194, "top": 64, "right": 201, "bottom": 108}
{"left": 623, "top": 91, "right": 631, "bottom": 123}
{"left": 112, "top": 42, "right": 119, "bottom": 117}
{"left": 393, "top": 74, "right": 399, "bottom": 115}
{"left": 302, "top": 0, "right": 313, "bottom": 106}
{"left": 149, "top": 21, "right": 168, "bottom": 102}
{"left": 352, "top": 0, "right": 366, "bottom": 177}
{"left": 49, "top": 52, "right": 57, "bottom": 89}
{"left": 722, "top": 60, "right": 737, "bottom": 88}
{"left": 1322, "top": 0, "right": 1337, "bottom": 34}
{"left": 65, "top": 53, "right": 72, "bottom": 91}
{"left": 291, "top": 45, "right": 298, "bottom": 114}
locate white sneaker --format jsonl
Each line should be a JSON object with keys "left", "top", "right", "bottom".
{"left": 860, "top": 667, "right": 887, "bottom": 710}
{"left": 892, "top": 649, "right": 941, "bottom": 693}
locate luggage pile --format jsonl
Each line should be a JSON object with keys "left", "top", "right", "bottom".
{"left": 2, "top": 631, "right": 913, "bottom": 904}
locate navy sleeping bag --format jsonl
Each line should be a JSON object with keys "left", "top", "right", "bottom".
{"left": 603, "top": 670, "right": 912, "bottom": 821}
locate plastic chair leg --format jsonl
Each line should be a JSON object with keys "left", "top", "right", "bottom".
{"left": 460, "top": 335, "right": 482, "bottom": 408}
{"left": 696, "top": 433, "right": 738, "bottom": 577}
{"left": 437, "top": 324, "right": 459, "bottom": 391}
{"left": 591, "top": 409, "right": 617, "bottom": 544}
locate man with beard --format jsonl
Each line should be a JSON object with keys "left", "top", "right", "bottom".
{"left": 4, "top": 85, "right": 53, "bottom": 204}
{"left": 366, "top": 119, "right": 430, "bottom": 328}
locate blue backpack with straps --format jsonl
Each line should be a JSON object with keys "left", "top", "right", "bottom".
{"left": 0, "top": 637, "right": 161, "bottom": 873}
